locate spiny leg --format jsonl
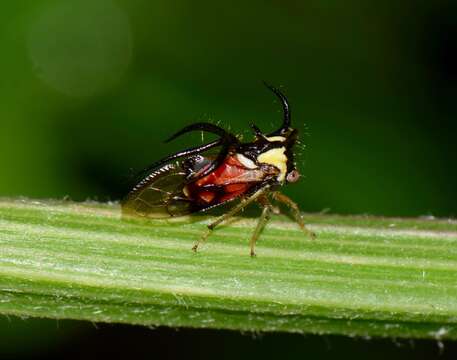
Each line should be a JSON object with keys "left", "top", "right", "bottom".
{"left": 272, "top": 192, "right": 316, "bottom": 239}
{"left": 249, "top": 196, "right": 273, "bottom": 257}
{"left": 192, "top": 185, "right": 271, "bottom": 252}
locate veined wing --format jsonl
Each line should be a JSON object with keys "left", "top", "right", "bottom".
{"left": 121, "top": 160, "right": 192, "bottom": 218}
{"left": 122, "top": 154, "right": 276, "bottom": 218}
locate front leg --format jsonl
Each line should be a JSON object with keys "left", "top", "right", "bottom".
{"left": 271, "top": 192, "right": 316, "bottom": 239}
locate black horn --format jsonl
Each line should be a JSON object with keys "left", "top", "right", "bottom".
{"left": 263, "top": 82, "right": 291, "bottom": 136}
{"left": 165, "top": 122, "right": 239, "bottom": 181}
{"left": 165, "top": 122, "right": 237, "bottom": 143}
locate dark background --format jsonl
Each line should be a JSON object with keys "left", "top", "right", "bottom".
{"left": 1, "top": 0, "right": 457, "bottom": 358}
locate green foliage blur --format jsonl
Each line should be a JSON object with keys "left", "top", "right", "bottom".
{"left": 2, "top": 0, "right": 457, "bottom": 217}
{"left": 1, "top": 0, "right": 457, "bottom": 358}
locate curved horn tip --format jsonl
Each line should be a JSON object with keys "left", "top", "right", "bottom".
{"left": 262, "top": 81, "right": 283, "bottom": 95}
{"left": 262, "top": 80, "right": 273, "bottom": 89}
{"left": 262, "top": 81, "right": 291, "bottom": 134}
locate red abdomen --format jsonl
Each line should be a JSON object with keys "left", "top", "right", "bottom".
{"left": 185, "top": 156, "right": 263, "bottom": 205}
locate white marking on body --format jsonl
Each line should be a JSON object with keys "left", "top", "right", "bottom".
{"left": 236, "top": 153, "right": 258, "bottom": 169}
{"left": 266, "top": 136, "right": 286, "bottom": 142}
{"left": 257, "top": 147, "right": 287, "bottom": 182}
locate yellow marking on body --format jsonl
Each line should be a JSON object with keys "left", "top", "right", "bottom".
{"left": 266, "top": 136, "right": 286, "bottom": 142}
{"left": 257, "top": 147, "right": 287, "bottom": 182}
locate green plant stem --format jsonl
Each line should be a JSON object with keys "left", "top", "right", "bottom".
{"left": 1, "top": 198, "right": 457, "bottom": 339}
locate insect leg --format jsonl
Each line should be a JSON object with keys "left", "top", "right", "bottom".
{"left": 272, "top": 192, "right": 316, "bottom": 239}
{"left": 249, "top": 196, "right": 273, "bottom": 257}
{"left": 192, "top": 185, "right": 271, "bottom": 252}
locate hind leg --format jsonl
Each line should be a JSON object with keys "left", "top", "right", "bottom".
{"left": 271, "top": 192, "right": 316, "bottom": 239}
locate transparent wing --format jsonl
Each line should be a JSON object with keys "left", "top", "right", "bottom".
{"left": 121, "top": 161, "right": 193, "bottom": 218}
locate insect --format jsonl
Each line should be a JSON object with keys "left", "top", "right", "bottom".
{"left": 122, "top": 83, "right": 316, "bottom": 256}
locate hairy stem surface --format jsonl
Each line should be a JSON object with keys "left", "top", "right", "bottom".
{"left": 0, "top": 198, "right": 456, "bottom": 339}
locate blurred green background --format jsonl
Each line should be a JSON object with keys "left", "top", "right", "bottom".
{"left": 1, "top": 0, "right": 457, "bottom": 358}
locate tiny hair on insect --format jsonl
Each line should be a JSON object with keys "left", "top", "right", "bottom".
{"left": 122, "top": 82, "right": 316, "bottom": 256}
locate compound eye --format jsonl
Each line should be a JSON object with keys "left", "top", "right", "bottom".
{"left": 286, "top": 169, "right": 300, "bottom": 183}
